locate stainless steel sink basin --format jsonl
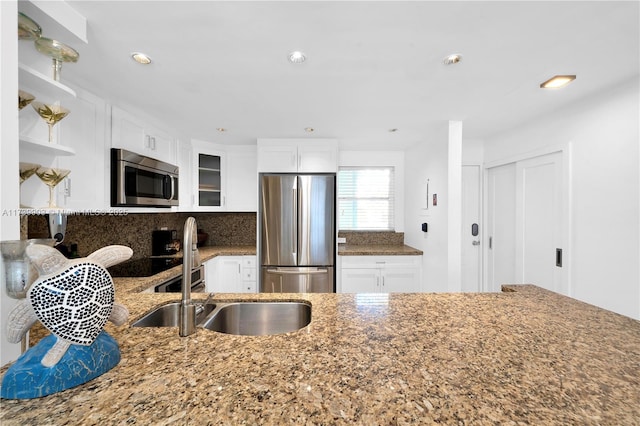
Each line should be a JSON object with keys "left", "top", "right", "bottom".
{"left": 131, "top": 302, "right": 216, "bottom": 327}
{"left": 199, "top": 302, "right": 311, "bottom": 336}
{"left": 132, "top": 300, "right": 311, "bottom": 335}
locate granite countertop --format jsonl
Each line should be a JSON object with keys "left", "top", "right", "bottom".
{"left": 2, "top": 259, "right": 639, "bottom": 424}
{"left": 122, "top": 245, "right": 257, "bottom": 293}
{"left": 338, "top": 243, "right": 423, "bottom": 256}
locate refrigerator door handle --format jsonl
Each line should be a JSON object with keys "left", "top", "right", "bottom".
{"left": 292, "top": 180, "right": 298, "bottom": 261}
{"left": 266, "top": 268, "right": 328, "bottom": 275}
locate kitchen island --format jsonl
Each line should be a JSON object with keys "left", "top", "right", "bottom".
{"left": 1, "top": 253, "right": 639, "bottom": 424}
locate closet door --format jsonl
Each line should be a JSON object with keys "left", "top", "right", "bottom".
{"left": 486, "top": 151, "right": 566, "bottom": 295}
{"left": 515, "top": 152, "right": 564, "bottom": 294}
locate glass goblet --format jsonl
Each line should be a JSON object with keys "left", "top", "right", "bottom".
{"left": 35, "top": 167, "right": 70, "bottom": 209}
{"left": 18, "top": 90, "right": 35, "bottom": 110}
{"left": 19, "top": 162, "right": 40, "bottom": 184}
{"left": 19, "top": 162, "right": 41, "bottom": 208}
{"left": 30, "top": 102, "right": 70, "bottom": 143}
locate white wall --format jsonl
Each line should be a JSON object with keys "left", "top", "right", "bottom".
{"left": 0, "top": 0, "right": 23, "bottom": 365}
{"left": 463, "top": 139, "right": 484, "bottom": 165}
{"left": 484, "top": 76, "right": 640, "bottom": 319}
{"left": 338, "top": 150, "right": 405, "bottom": 232}
{"left": 404, "top": 123, "right": 450, "bottom": 292}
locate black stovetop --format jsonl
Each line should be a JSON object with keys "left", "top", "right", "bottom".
{"left": 107, "top": 257, "right": 182, "bottom": 277}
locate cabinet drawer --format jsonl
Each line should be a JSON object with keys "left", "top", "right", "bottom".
{"left": 242, "top": 267, "right": 256, "bottom": 281}
{"left": 341, "top": 255, "right": 421, "bottom": 269}
{"left": 242, "top": 257, "right": 256, "bottom": 267}
{"left": 243, "top": 281, "right": 257, "bottom": 293}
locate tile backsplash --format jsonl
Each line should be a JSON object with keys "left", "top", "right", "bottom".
{"left": 337, "top": 231, "right": 404, "bottom": 245}
{"left": 28, "top": 212, "right": 256, "bottom": 259}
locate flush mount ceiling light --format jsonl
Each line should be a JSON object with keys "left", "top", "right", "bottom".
{"left": 131, "top": 52, "right": 152, "bottom": 65}
{"left": 443, "top": 54, "right": 462, "bottom": 65}
{"left": 288, "top": 51, "right": 307, "bottom": 64}
{"left": 540, "top": 75, "right": 576, "bottom": 89}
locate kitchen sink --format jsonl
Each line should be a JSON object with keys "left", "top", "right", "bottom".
{"left": 199, "top": 301, "right": 311, "bottom": 336}
{"left": 132, "top": 301, "right": 311, "bottom": 336}
{"left": 131, "top": 302, "right": 216, "bottom": 327}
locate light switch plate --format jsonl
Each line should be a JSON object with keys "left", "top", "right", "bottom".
{"left": 337, "top": 237, "right": 346, "bottom": 244}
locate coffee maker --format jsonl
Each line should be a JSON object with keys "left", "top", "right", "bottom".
{"left": 152, "top": 229, "right": 179, "bottom": 256}
{"left": 47, "top": 213, "right": 67, "bottom": 245}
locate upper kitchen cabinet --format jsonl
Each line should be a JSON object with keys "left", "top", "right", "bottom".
{"left": 226, "top": 147, "right": 257, "bottom": 212}
{"left": 192, "top": 145, "right": 226, "bottom": 211}
{"left": 55, "top": 88, "right": 109, "bottom": 210}
{"left": 257, "top": 139, "right": 338, "bottom": 173}
{"left": 189, "top": 140, "right": 257, "bottom": 212}
{"left": 111, "top": 106, "right": 177, "bottom": 165}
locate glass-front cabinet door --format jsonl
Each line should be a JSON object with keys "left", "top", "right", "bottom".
{"left": 193, "top": 148, "right": 225, "bottom": 210}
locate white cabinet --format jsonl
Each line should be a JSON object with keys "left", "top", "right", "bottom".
{"left": 204, "top": 255, "right": 257, "bottom": 293}
{"left": 340, "top": 255, "right": 422, "bottom": 293}
{"left": 241, "top": 256, "right": 257, "bottom": 293}
{"left": 226, "top": 148, "right": 257, "bottom": 211}
{"left": 193, "top": 148, "right": 226, "bottom": 211}
{"left": 189, "top": 140, "right": 257, "bottom": 212}
{"left": 56, "top": 89, "right": 108, "bottom": 210}
{"left": 257, "top": 139, "right": 338, "bottom": 173}
{"left": 111, "top": 106, "right": 176, "bottom": 164}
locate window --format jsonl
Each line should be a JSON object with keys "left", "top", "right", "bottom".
{"left": 338, "top": 166, "right": 395, "bottom": 231}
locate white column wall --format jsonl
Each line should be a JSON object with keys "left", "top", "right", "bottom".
{"left": 447, "top": 121, "right": 463, "bottom": 291}
{"left": 404, "top": 122, "right": 450, "bottom": 292}
{"left": 0, "top": 0, "right": 23, "bottom": 365}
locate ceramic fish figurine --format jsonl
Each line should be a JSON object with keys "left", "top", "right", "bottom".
{"left": 1, "top": 245, "right": 132, "bottom": 399}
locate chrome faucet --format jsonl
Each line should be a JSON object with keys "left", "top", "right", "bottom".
{"left": 179, "top": 217, "right": 201, "bottom": 336}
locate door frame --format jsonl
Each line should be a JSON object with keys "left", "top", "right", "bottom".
{"left": 482, "top": 142, "right": 573, "bottom": 295}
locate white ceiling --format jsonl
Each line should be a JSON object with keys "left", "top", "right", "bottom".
{"left": 55, "top": 1, "right": 640, "bottom": 150}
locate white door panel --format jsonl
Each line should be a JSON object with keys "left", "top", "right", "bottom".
{"left": 516, "top": 152, "right": 563, "bottom": 293}
{"left": 462, "top": 165, "right": 481, "bottom": 292}
{"left": 487, "top": 152, "right": 566, "bottom": 295}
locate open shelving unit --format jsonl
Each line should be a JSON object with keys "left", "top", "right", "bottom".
{"left": 19, "top": 135, "right": 75, "bottom": 156}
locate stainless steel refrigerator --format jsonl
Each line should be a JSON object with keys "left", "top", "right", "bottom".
{"left": 260, "top": 174, "right": 335, "bottom": 293}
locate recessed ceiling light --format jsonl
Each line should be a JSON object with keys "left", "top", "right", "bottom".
{"left": 443, "top": 54, "right": 462, "bottom": 65}
{"left": 131, "top": 52, "right": 152, "bottom": 65}
{"left": 304, "top": 127, "right": 314, "bottom": 133}
{"left": 288, "top": 51, "right": 307, "bottom": 64}
{"left": 216, "top": 128, "right": 227, "bottom": 132}
{"left": 388, "top": 128, "right": 398, "bottom": 133}
{"left": 540, "top": 75, "right": 576, "bottom": 89}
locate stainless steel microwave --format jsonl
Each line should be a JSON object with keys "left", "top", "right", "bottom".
{"left": 110, "top": 148, "right": 179, "bottom": 207}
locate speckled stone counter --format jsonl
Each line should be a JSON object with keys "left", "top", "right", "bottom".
{"left": 338, "top": 243, "right": 423, "bottom": 256}
{"left": 2, "top": 276, "right": 639, "bottom": 423}
{"left": 123, "top": 245, "right": 257, "bottom": 293}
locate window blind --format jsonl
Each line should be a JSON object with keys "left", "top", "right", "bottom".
{"left": 337, "top": 166, "right": 395, "bottom": 231}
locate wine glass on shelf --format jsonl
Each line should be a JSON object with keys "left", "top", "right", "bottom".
{"left": 18, "top": 90, "right": 35, "bottom": 110}
{"left": 19, "top": 162, "right": 41, "bottom": 208}
{"left": 35, "top": 167, "right": 70, "bottom": 209}
{"left": 34, "top": 37, "right": 79, "bottom": 82}
{"left": 30, "top": 102, "right": 70, "bottom": 143}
